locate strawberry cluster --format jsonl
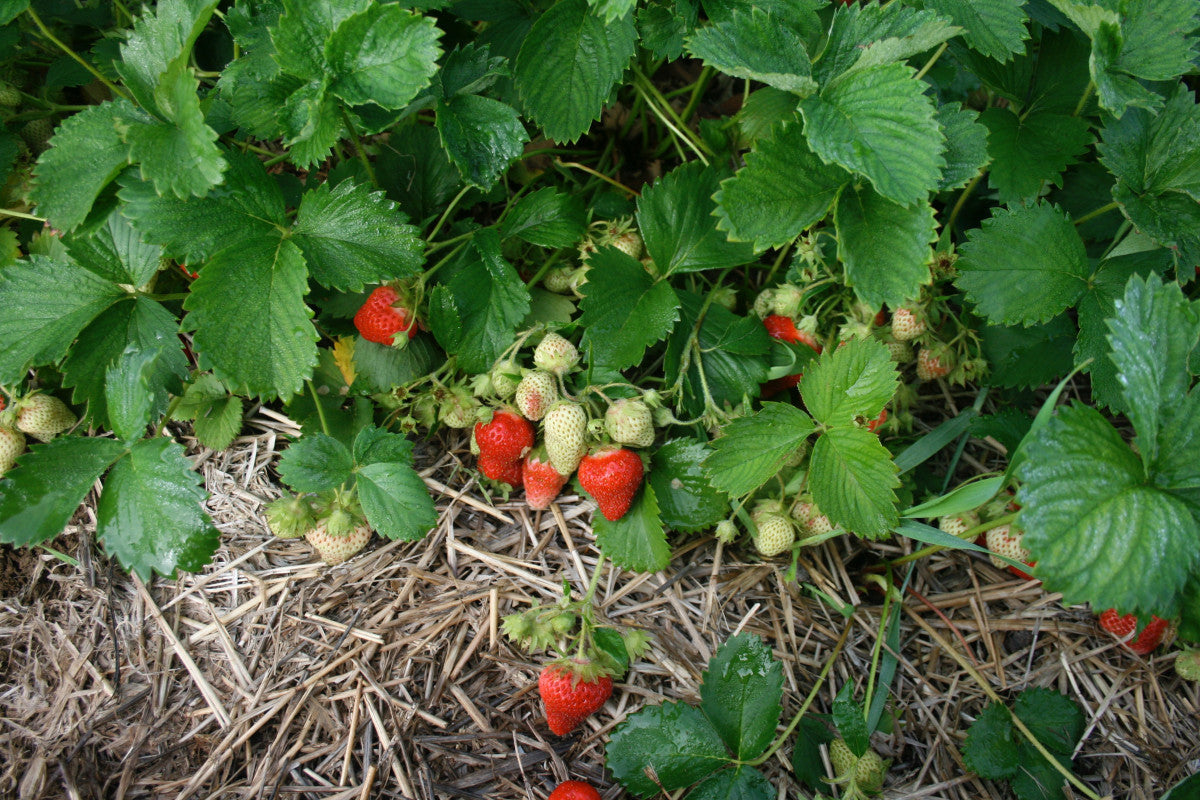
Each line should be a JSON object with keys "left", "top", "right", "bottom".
{"left": 0, "top": 392, "right": 78, "bottom": 477}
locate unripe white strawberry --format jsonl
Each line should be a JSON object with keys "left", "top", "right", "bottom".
{"left": 882, "top": 336, "right": 914, "bottom": 363}
{"left": 915, "top": 343, "right": 954, "bottom": 381}
{"left": 15, "top": 394, "right": 77, "bottom": 442}
{"left": 533, "top": 332, "right": 579, "bottom": 375}
{"left": 543, "top": 402, "right": 588, "bottom": 475}
{"left": 711, "top": 286, "right": 738, "bottom": 311}
{"left": 0, "top": 425, "right": 24, "bottom": 476}
{"left": 752, "top": 288, "right": 776, "bottom": 318}
{"left": 604, "top": 398, "right": 655, "bottom": 448}
{"left": 751, "top": 510, "right": 795, "bottom": 557}
{"left": 891, "top": 305, "right": 926, "bottom": 341}
{"left": 986, "top": 524, "right": 1031, "bottom": 569}
{"left": 792, "top": 496, "right": 832, "bottom": 536}
{"left": 714, "top": 519, "right": 738, "bottom": 544}
{"left": 543, "top": 266, "right": 575, "bottom": 294}
{"left": 490, "top": 359, "right": 521, "bottom": 398}
{"left": 939, "top": 510, "right": 981, "bottom": 539}
{"left": 515, "top": 370, "right": 558, "bottom": 421}
{"left": 612, "top": 229, "right": 642, "bottom": 259}
{"left": 438, "top": 386, "right": 480, "bottom": 429}
{"left": 306, "top": 522, "right": 372, "bottom": 565}
{"left": 772, "top": 283, "right": 804, "bottom": 318}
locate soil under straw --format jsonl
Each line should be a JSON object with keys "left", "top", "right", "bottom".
{"left": 0, "top": 407, "right": 1196, "bottom": 799}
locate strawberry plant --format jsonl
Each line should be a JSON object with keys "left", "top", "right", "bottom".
{"left": 0, "top": 0, "right": 1197, "bottom": 796}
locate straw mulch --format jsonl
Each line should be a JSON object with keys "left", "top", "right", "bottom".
{"left": 0, "top": 407, "right": 1196, "bottom": 800}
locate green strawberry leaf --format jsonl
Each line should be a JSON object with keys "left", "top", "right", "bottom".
{"left": 792, "top": 717, "right": 836, "bottom": 792}
{"left": 713, "top": 121, "right": 849, "bottom": 251}
{"left": 272, "top": 0, "right": 366, "bottom": 82}
{"left": 1017, "top": 402, "right": 1200, "bottom": 618}
{"left": 0, "top": 255, "right": 125, "bottom": 385}
{"left": 686, "top": 766, "right": 773, "bottom": 800}
{"left": 815, "top": 2, "right": 959, "bottom": 83}
{"left": 1152, "top": 387, "right": 1200, "bottom": 508}
{"left": 326, "top": 4, "right": 442, "bottom": 108}
{"left": 594, "top": 482, "right": 669, "bottom": 573}
{"left": 0, "top": 1, "right": 29, "bottom": 25}
{"left": 0, "top": 437, "right": 127, "bottom": 547}
{"left": 427, "top": 228, "right": 530, "bottom": 374}
{"left": 120, "top": 149, "right": 287, "bottom": 263}
{"left": 356, "top": 458, "right": 437, "bottom": 541}
{"left": 963, "top": 702, "right": 1021, "bottom": 779}
{"left": 1179, "top": 576, "right": 1200, "bottom": 642}
{"left": 278, "top": 78, "right": 345, "bottom": 169}
{"left": 664, "top": 292, "right": 770, "bottom": 418}
{"left": 182, "top": 237, "right": 318, "bottom": 399}
{"left": 177, "top": 374, "right": 244, "bottom": 452}
{"left": 429, "top": 42, "right": 508, "bottom": 100}
{"left": 937, "top": 104, "right": 991, "bottom": 191}
{"left": 105, "top": 347, "right": 172, "bottom": 443}
{"left": 514, "top": 0, "right": 637, "bottom": 143}
{"left": 376, "top": 124, "right": 462, "bottom": 225}
{"left": 832, "top": 682, "right": 870, "bottom": 756}
{"left": 800, "top": 337, "right": 897, "bottom": 427}
{"left": 685, "top": 7, "right": 816, "bottom": 95}
{"left": 800, "top": 62, "right": 944, "bottom": 207}
{"left": 352, "top": 335, "right": 442, "bottom": 393}
{"left": 808, "top": 424, "right": 900, "bottom": 538}
{"left": 637, "top": 162, "right": 756, "bottom": 276}
{"left": 699, "top": 634, "right": 783, "bottom": 761}
{"left": 1014, "top": 687, "right": 1085, "bottom": 756}
{"left": 64, "top": 208, "right": 163, "bottom": 289}
{"left": 292, "top": 179, "right": 425, "bottom": 291}
{"left": 589, "top": 0, "right": 637, "bottom": 23}
{"left": 61, "top": 298, "right": 188, "bottom": 427}
{"left": 578, "top": 247, "right": 680, "bottom": 373}
{"left": 115, "top": 0, "right": 220, "bottom": 115}
{"left": 277, "top": 433, "right": 355, "bottom": 493}
{"left": 956, "top": 202, "right": 1090, "bottom": 326}
{"left": 96, "top": 438, "right": 221, "bottom": 579}
{"left": 606, "top": 700, "right": 730, "bottom": 797}
{"left": 923, "top": 0, "right": 1028, "bottom": 60}
{"left": 637, "top": 0, "right": 697, "bottom": 60}
{"left": 1106, "top": 273, "right": 1200, "bottom": 466}
{"left": 834, "top": 183, "right": 937, "bottom": 309}
{"left": 1010, "top": 747, "right": 1073, "bottom": 800}
{"left": 436, "top": 93, "right": 526, "bottom": 189}
{"left": 30, "top": 101, "right": 132, "bottom": 232}
{"left": 980, "top": 317, "right": 1078, "bottom": 390}
{"left": 702, "top": 403, "right": 815, "bottom": 498}
{"left": 499, "top": 187, "right": 587, "bottom": 248}
{"left": 1089, "top": 0, "right": 1199, "bottom": 117}
{"left": 980, "top": 107, "right": 1093, "bottom": 205}
{"left": 649, "top": 439, "right": 730, "bottom": 533}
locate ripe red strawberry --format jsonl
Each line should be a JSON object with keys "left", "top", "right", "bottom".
{"left": 578, "top": 446, "right": 643, "bottom": 521}
{"left": 915, "top": 343, "right": 954, "bottom": 381}
{"left": 515, "top": 370, "right": 558, "bottom": 421}
{"left": 761, "top": 314, "right": 822, "bottom": 398}
{"left": 866, "top": 408, "right": 887, "bottom": 433}
{"left": 15, "top": 394, "right": 76, "bottom": 442}
{"left": 548, "top": 781, "right": 602, "bottom": 800}
{"left": 890, "top": 305, "right": 926, "bottom": 341}
{"left": 1098, "top": 610, "right": 1172, "bottom": 655}
{"left": 544, "top": 402, "right": 588, "bottom": 474}
{"left": 0, "top": 425, "right": 24, "bottom": 476}
{"left": 985, "top": 524, "right": 1035, "bottom": 579}
{"left": 475, "top": 409, "right": 534, "bottom": 465}
{"left": 354, "top": 286, "right": 418, "bottom": 347}
{"left": 478, "top": 452, "right": 523, "bottom": 486}
{"left": 538, "top": 663, "right": 613, "bottom": 735}
{"left": 522, "top": 448, "right": 569, "bottom": 509}
{"left": 305, "top": 522, "right": 371, "bottom": 565}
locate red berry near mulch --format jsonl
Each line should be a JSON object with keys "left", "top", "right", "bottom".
{"left": 522, "top": 448, "right": 569, "bottom": 510}
{"left": 548, "top": 781, "right": 602, "bottom": 800}
{"left": 354, "top": 286, "right": 418, "bottom": 346}
{"left": 985, "top": 524, "right": 1036, "bottom": 580}
{"left": 1098, "top": 610, "right": 1172, "bottom": 655}
{"left": 474, "top": 409, "right": 534, "bottom": 486}
{"left": 538, "top": 664, "right": 613, "bottom": 736}
{"left": 578, "top": 446, "right": 644, "bottom": 521}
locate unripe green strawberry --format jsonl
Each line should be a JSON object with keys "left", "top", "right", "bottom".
{"left": 266, "top": 494, "right": 315, "bottom": 539}
{"left": 490, "top": 359, "right": 521, "bottom": 398}
{"left": 752, "top": 288, "right": 775, "bottom": 318}
{"left": 751, "top": 510, "right": 795, "bottom": 557}
{"left": 1177, "top": 648, "right": 1200, "bottom": 681}
{"left": 829, "top": 738, "right": 856, "bottom": 779}
{"left": 0, "top": 425, "right": 24, "bottom": 476}
{"left": 890, "top": 305, "right": 926, "bottom": 341}
{"left": 938, "top": 510, "right": 980, "bottom": 539}
{"left": 515, "top": 370, "right": 558, "bottom": 421}
{"left": 915, "top": 343, "right": 954, "bottom": 381}
{"left": 712, "top": 286, "right": 738, "bottom": 311}
{"left": 543, "top": 266, "right": 576, "bottom": 294}
{"left": 772, "top": 283, "right": 804, "bottom": 318}
{"left": 855, "top": 748, "right": 888, "bottom": 792}
{"left": 604, "top": 398, "right": 654, "bottom": 448}
{"left": 20, "top": 118, "right": 54, "bottom": 152}
{"left": 986, "top": 524, "right": 1034, "bottom": 578}
{"left": 439, "top": 386, "right": 480, "bottom": 429}
{"left": 544, "top": 402, "right": 588, "bottom": 475}
{"left": 882, "top": 336, "right": 914, "bottom": 363}
{"left": 714, "top": 519, "right": 738, "bottom": 544}
{"left": 15, "top": 394, "right": 77, "bottom": 442}
{"left": 0, "top": 81, "right": 19, "bottom": 107}
{"left": 533, "top": 332, "right": 579, "bottom": 375}
{"left": 305, "top": 521, "right": 371, "bottom": 565}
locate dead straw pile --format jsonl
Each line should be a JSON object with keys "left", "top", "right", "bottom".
{"left": 0, "top": 406, "right": 1196, "bottom": 799}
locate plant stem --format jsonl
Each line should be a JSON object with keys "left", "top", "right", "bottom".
{"left": 307, "top": 380, "right": 332, "bottom": 437}
{"left": 340, "top": 107, "right": 379, "bottom": 189}
{"left": 914, "top": 43, "right": 948, "bottom": 81}
{"left": 26, "top": 8, "right": 132, "bottom": 103}
{"left": 0, "top": 208, "right": 45, "bottom": 222}
{"left": 678, "top": 66, "right": 715, "bottom": 124}
{"left": 904, "top": 607, "right": 1105, "bottom": 800}
{"left": 426, "top": 185, "right": 473, "bottom": 243}
{"left": 632, "top": 70, "right": 713, "bottom": 164}
{"left": 581, "top": 552, "right": 607, "bottom": 607}
{"left": 946, "top": 171, "right": 985, "bottom": 236}
{"left": 556, "top": 159, "right": 640, "bottom": 197}
{"left": 153, "top": 395, "right": 185, "bottom": 438}
{"left": 746, "top": 621, "right": 853, "bottom": 767}
{"left": 1073, "top": 201, "right": 1119, "bottom": 227}
{"left": 1073, "top": 81, "right": 1096, "bottom": 117}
